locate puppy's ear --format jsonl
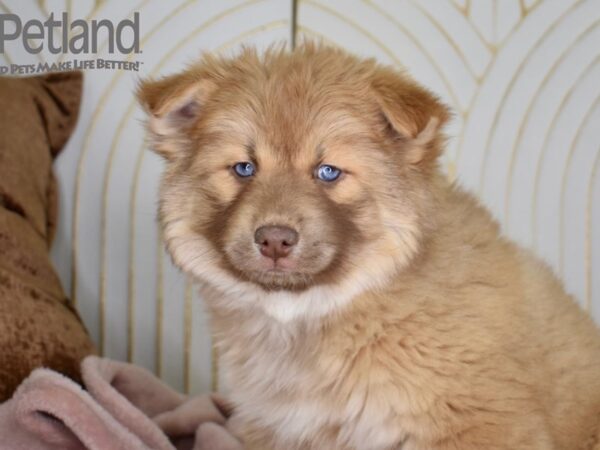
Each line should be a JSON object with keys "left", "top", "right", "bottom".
{"left": 372, "top": 69, "right": 450, "bottom": 167}
{"left": 137, "top": 72, "right": 216, "bottom": 160}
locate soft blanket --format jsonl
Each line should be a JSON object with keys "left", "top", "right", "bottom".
{"left": 0, "top": 356, "right": 244, "bottom": 450}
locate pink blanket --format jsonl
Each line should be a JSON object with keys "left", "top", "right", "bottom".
{"left": 0, "top": 356, "right": 244, "bottom": 450}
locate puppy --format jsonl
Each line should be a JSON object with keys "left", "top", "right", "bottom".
{"left": 138, "top": 44, "right": 600, "bottom": 450}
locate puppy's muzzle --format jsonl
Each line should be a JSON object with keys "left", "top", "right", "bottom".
{"left": 254, "top": 225, "right": 299, "bottom": 260}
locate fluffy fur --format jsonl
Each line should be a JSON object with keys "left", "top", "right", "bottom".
{"left": 138, "top": 44, "right": 600, "bottom": 450}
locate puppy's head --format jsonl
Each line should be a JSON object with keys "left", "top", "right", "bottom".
{"left": 138, "top": 44, "right": 449, "bottom": 318}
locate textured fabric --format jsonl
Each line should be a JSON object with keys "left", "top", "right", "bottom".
{"left": 0, "top": 356, "right": 243, "bottom": 450}
{"left": 0, "top": 71, "right": 95, "bottom": 402}
{"left": 0, "top": 72, "right": 82, "bottom": 240}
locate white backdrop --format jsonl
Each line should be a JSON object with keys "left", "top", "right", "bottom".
{"left": 1, "top": 0, "right": 599, "bottom": 394}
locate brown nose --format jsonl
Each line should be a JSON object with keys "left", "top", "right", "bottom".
{"left": 254, "top": 225, "right": 299, "bottom": 260}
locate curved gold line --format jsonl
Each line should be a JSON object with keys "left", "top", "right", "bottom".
{"left": 296, "top": 26, "right": 339, "bottom": 48}
{"left": 504, "top": 33, "right": 600, "bottom": 225}
{"left": 586, "top": 147, "right": 600, "bottom": 311}
{"left": 156, "top": 234, "right": 164, "bottom": 377}
{"left": 85, "top": 1, "right": 102, "bottom": 21}
{"left": 362, "top": 0, "right": 463, "bottom": 111}
{"left": 464, "top": 2, "right": 496, "bottom": 51}
{"left": 127, "top": 245, "right": 135, "bottom": 362}
{"left": 103, "top": 100, "right": 138, "bottom": 358}
{"left": 408, "top": 0, "right": 487, "bottom": 80}
{"left": 37, "top": 0, "right": 46, "bottom": 14}
{"left": 455, "top": 0, "right": 583, "bottom": 168}
{"left": 71, "top": 0, "right": 150, "bottom": 312}
{"left": 128, "top": 16, "right": 288, "bottom": 383}
{"left": 0, "top": 51, "right": 13, "bottom": 65}
{"left": 451, "top": 0, "right": 467, "bottom": 15}
{"left": 527, "top": 0, "right": 542, "bottom": 13}
{"left": 476, "top": 2, "right": 593, "bottom": 192}
{"left": 86, "top": 0, "right": 263, "bottom": 356}
{"left": 466, "top": 0, "right": 544, "bottom": 50}
{"left": 531, "top": 66, "right": 600, "bottom": 252}
{"left": 492, "top": 0, "right": 546, "bottom": 50}
{"left": 304, "top": 0, "right": 461, "bottom": 108}
{"left": 100, "top": 0, "right": 201, "bottom": 354}
{"left": 303, "top": 0, "right": 397, "bottom": 56}
{"left": 184, "top": 279, "right": 193, "bottom": 394}
{"left": 493, "top": 0, "right": 498, "bottom": 44}
{"left": 519, "top": 0, "right": 527, "bottom": 17}
{"left": 558, "top": 95, "right": 600, "bottom": 274}
{"left": 95, "top": 0, "right": 105, "bottom": 13}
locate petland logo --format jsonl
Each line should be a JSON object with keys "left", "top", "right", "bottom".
{"left": 0, "top": 12, "right": 142, "bottom": 75}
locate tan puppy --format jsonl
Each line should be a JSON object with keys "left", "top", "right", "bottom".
{"left": 138, "top": 44, "right": 600, "bottom": 450}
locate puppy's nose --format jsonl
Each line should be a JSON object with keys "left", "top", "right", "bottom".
{"left": 254, "top": 225, "right": 299, "bottom": 260}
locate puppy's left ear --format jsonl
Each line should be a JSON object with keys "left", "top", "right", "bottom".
{"left": 137, "top": 72, "right": 216, "bottom": 160}
{"left": 372, "top": 69, "right": 451, "bottom": 167}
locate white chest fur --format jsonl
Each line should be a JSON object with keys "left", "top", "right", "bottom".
{"left": 219, "top": 321, "right": 408, "bottom": 450}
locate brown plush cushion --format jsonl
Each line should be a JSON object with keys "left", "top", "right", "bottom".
{"left": 0, "top": 72, "right": 96, "bottom": 402}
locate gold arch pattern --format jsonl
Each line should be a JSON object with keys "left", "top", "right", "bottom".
{"left": 587, "top": 147, "right": 600, "bottom": 311}
{"left": 478, "top": 4, "right": 598, "bottom": 195}
{"left": 558, "top": 97, "right": 600, "bottom": 308}
{"left": 505, "top": 34, "right": 600, "bottom": 227}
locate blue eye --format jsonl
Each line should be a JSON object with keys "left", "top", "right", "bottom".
{"left": 316, "top": 164, "right": 341, "bottom": 182}
{"left": 233, "top": 162, "right": 255, "bottom": 178}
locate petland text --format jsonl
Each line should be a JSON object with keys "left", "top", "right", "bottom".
{"left": 0, "top": 12, "right": 140, "bottom": 54}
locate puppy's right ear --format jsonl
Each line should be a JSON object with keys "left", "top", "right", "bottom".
{"left": 137, "top": 73, "right": 215, "bottom": 160}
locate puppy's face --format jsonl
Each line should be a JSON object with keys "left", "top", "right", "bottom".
{"left": 138, "top": 46, "right": 448, "bottom": 314}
